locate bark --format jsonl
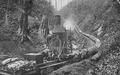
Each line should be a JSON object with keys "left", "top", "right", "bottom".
{"left": 19, "top": 0, "right": 33, "bottom": 43}
{"left": 20, "top": 13, "right": 30, "bottom": 43}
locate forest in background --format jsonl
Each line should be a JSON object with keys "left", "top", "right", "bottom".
{"left": 0, "top": 0, "right": 54, "bottom": 57}
{"left": 0, "top": 0, "right": 120, "bottom": 75}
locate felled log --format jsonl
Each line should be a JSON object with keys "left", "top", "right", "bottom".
{"left": 36, "top": 60, "right": 57, "bottom": 68}
{"left": 39, "top": 61, "right": 68, "bottom": 70}
{"left": 0, "top": 55, "right": 9, "bottom": 60}
{"left": 0, "top": 70, "right": 11, "bottom": 75}
{"left": 68, "top": 49, "right": 98, "bottom": 63}
{"left": 23, "top": 70, "right": 37, "bottom": 75}
{"left": 24, "top": 53, "right": 41, "bottom": 60}
{"left": 24, "top": 52, "right": 44, "bottom": 64}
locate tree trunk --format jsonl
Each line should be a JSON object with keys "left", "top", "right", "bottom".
{"left": 19, "top": 0, "right": 32, "bottom": 43}
{"left": 21, "top": 13, "right": 29, "bottom": 42}
{"left": 5, "top": 12, "right": 9, "bottom": 26}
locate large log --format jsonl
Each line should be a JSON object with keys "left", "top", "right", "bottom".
{"left": 0, "top": 70, "right": 11, "bottom": 75}
{"left": 39, "top": 61, "right": 67, "bottom": 69}
{"left": 36, "top": 60, "right": 57, "bottom": 68}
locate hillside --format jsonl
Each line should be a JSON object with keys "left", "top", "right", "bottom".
{"left": 0, "top": 0, "right": 120, "bottom": 75}
{"left": 50, "top": 0, "right": 120, "bottom": 75}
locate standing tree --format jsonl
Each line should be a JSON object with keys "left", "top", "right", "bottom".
{"left": 19, "top": 0, "right": 33, "bottom": 43}
{"left": 0, "top": 0, "right": 54, "bottom": 43}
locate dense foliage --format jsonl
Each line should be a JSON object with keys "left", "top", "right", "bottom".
{"left": 0, "top": 0, "right": 54, "bottom": 55}
{"left": 1, "top": 0, "right": 120, "bottom": 75}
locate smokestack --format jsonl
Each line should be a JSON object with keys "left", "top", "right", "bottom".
{"left": 55, "top": 0, "right": 57, "bottom": 10}
{"left": 61, "top": 0, "right": 62, "bottom": 9}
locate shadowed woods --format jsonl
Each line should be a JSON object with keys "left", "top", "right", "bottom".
{"left": 0, "top": 0, "right": 120, "bottom": 75}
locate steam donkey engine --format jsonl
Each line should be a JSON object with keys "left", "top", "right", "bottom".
{"left": 46, "top": 15, "right": 68, "bottom": 59}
